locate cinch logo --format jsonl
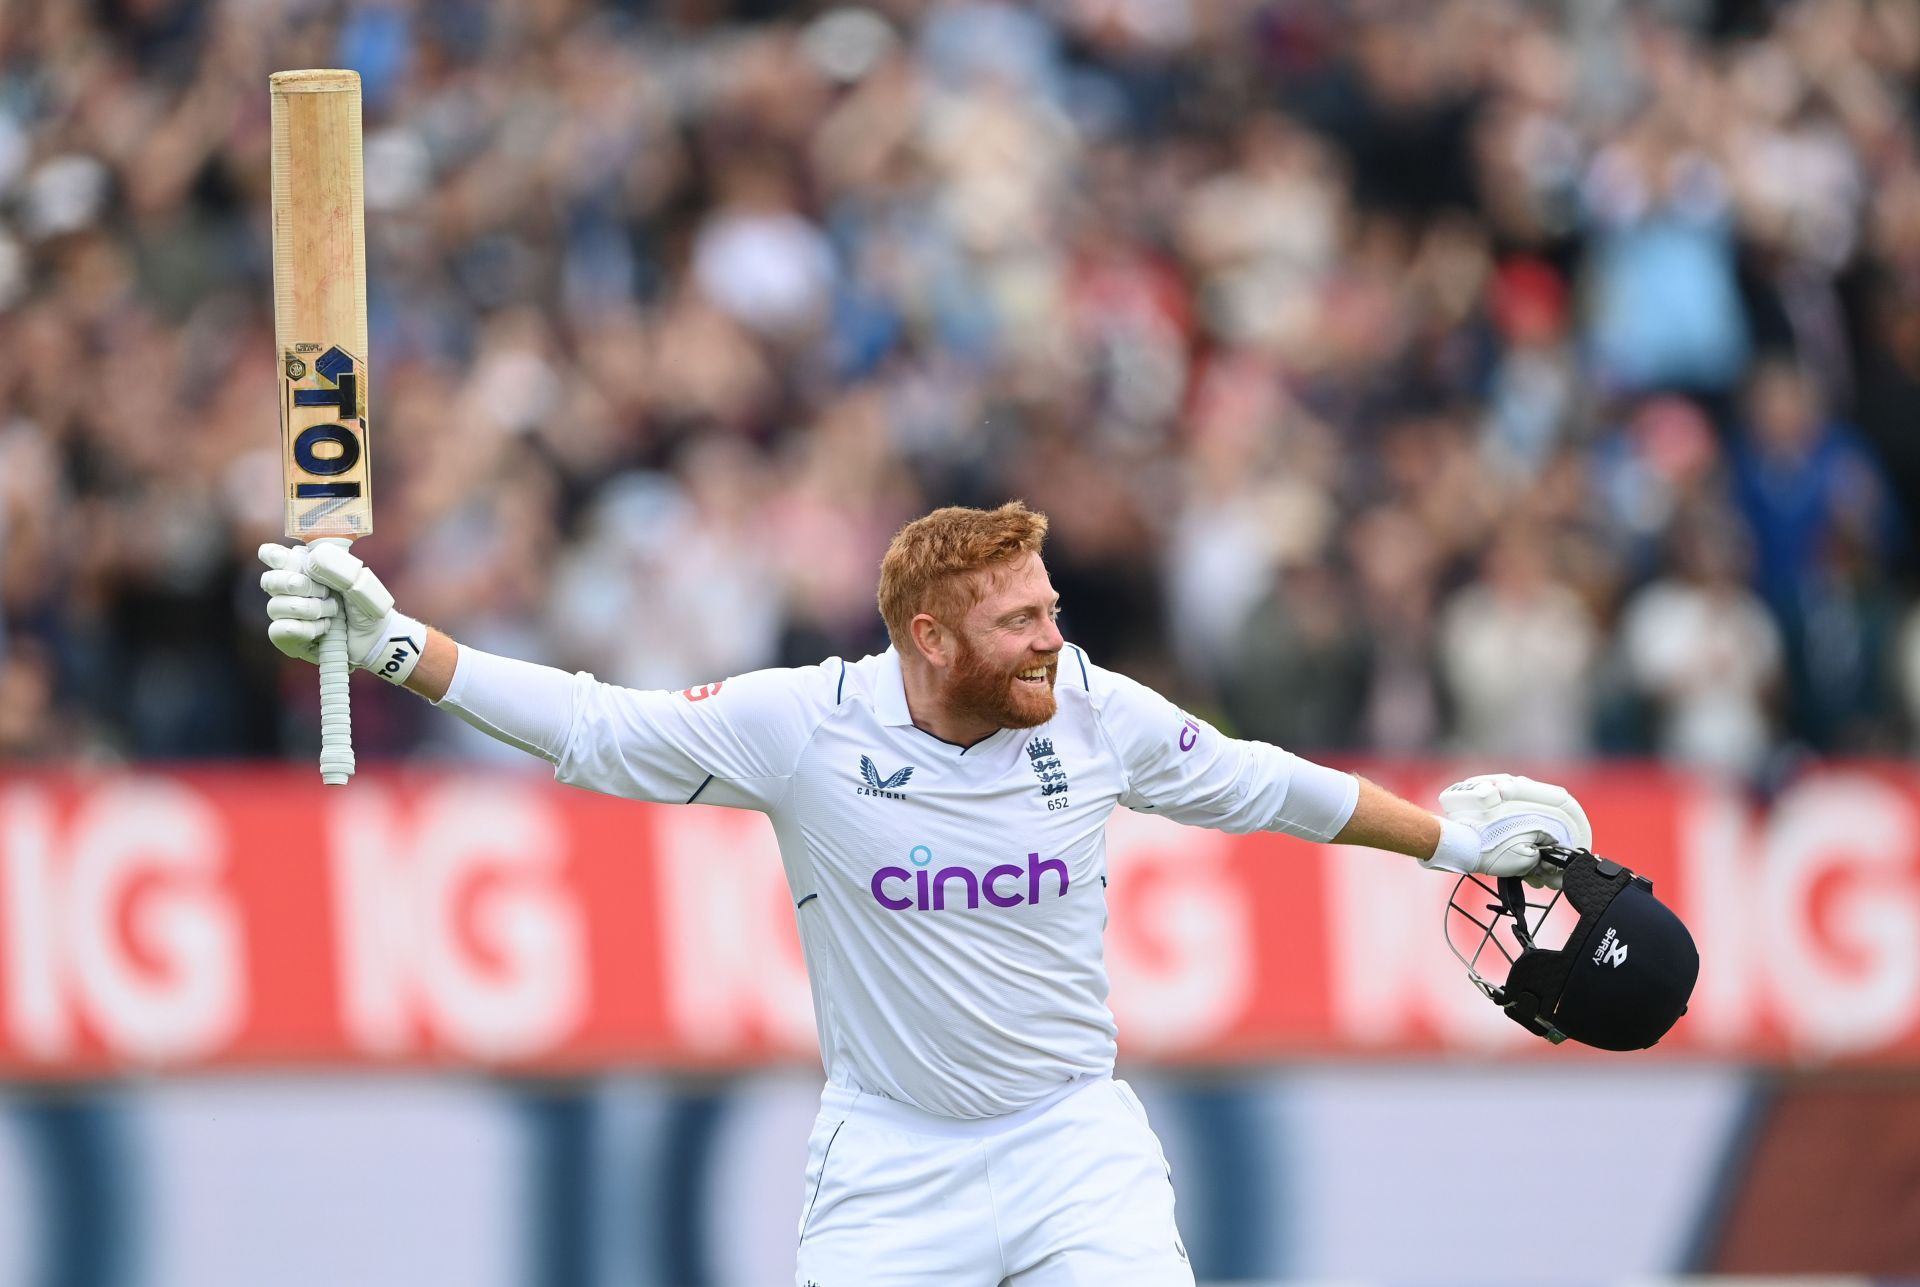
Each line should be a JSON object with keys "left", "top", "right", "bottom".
{"left": 870, "top": 848, "right": 1069, "bottom": 912}
{"left": 1178, "top": 716, "right": 1201, "bottom": 752}
{"left": 856, "top": 755, "right": 914, "bottom": 799}
{"left": 1593, "top": 926, "right": 1629, "bottom": 968}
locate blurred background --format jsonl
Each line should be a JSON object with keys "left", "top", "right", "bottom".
{"left": 3, "top": 0, "right": 1920, "bottom": 1282}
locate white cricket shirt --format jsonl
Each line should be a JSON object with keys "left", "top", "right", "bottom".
{"left": 446, "top": 643, "right": 1358, "bottom": 1119}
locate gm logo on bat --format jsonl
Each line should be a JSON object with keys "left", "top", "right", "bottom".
{"left": 283, "top": 342, "right": 367, "bottom": 528}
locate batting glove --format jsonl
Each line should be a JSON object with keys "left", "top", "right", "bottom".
{"left": 258, "top": 542, "right": 426, "bottom": 686}
{"left": 1424, "top": 773, "right": 1592, "bottom": 890}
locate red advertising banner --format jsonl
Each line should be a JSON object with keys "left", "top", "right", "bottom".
{"left": 1, "top": 764, "right": 1917, "bottom": 1075}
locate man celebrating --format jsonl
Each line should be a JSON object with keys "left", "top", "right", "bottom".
{"left": 259, "top": 501, "right": 1588, "bottom": 1285}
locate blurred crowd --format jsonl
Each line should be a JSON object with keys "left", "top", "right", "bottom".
{"left": 4, "top": 0, "right": 1920, "bottom": 785}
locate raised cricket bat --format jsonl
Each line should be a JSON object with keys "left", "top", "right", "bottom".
{"left": 270, "top": 70, "right": 371, "bottom": 786}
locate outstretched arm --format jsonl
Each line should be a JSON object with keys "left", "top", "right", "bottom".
{"left": 1332, "top": 775, "right": 1443, "bottom": 858}
{"left": 258, "top": 541, "right": 831, "bottom": 808}
{"left": 261, "top": 541, "right": 571, "bottom": 760}
{"left": 1054, "top": 649, "right": 1595, "bottom": 888}
{"left": 1339, "top": 771, "right": 1593, "bottom": 890}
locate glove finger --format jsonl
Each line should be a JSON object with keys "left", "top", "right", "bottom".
{"left": 1483, "top": 838, "right": 1542, "bottom": 878}
{"left": 258, "top": 543, "right": 307, "bottom": 573}
{"left": 267, "top": 593, "right": 339, "bottom": 622}
{"left": 1440, "top": 776, "right": 1504, "bottom": 807}
{"left": 260, "top": 568, "right": 328, "bottom": 597}
{"left": 1500, "top": 778, "right": 1593, "bottom": 849}
{"left": 305, "top": 542, "right": 366, "bottom": 593}
{"left": 268, "top": 618, "right": 326, "bottom": 659}
{"left": 1522, "top": 861, "right": 1565, "bottom": 891}
{"left": 340, "top": 570, "right": 394, "bottom": 620}
{"left": 1560, "top": 794, "right": 1592, "bottom": 849}
{"left": 1498, "top": 777, "right": 1570, "bottom": 808}
{"left": 1438, "top": 776, "right": 1505, "bottom": 821}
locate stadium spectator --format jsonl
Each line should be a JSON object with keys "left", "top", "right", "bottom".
{"left": 1439, "top": 518, "right": 1600, "bottom": 760}
{"left": 4, "top": 0, "right": 1920, "bottom": 768}
{"left": 1618, "top": 511, "right": 1783, "bottom": 780}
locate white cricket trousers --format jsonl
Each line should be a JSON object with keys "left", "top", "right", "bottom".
{"left": 794, "top": 1074, "right": 1195, "bottom": 1286}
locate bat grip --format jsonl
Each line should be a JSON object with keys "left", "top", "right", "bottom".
{"left": 314, "top": 538, "right": 355, "bottom": 786}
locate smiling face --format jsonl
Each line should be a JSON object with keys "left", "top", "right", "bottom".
{"left": 936, "top": 551, "right": 1064, "bottom": 733}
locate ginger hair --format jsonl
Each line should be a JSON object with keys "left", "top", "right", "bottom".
{"left": 877, "top": 502, "right": 1050, "bottom": 651}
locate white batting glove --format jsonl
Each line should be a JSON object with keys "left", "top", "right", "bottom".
{"left": 1424, "top": 774, "right": 1592, "bottom": 890}
{"left": 258, "top": 542, "right": 426, "bottom": 686}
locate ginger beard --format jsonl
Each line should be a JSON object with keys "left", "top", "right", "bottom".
{"left": 946, "top": 628, "right": 1057, "bottom": 731}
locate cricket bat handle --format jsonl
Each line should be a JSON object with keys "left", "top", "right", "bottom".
{"left": 314, "top": 536, "right": 355, "bottom": 785}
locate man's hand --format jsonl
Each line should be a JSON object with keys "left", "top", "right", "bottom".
{"left": 259, "top": 543, "right": 427, "bottom": 686}
{"left": 1428, "top": 774, "right": 1592, "bottom": 890}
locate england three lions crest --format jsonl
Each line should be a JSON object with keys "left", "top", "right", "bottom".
{"left": 1027, "top": 737, "right": 1069, "bottom": 803}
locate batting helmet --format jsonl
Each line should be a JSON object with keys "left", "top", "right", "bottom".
{"left": 1446, "top": 845, "right": 1699, "bottom": 1050}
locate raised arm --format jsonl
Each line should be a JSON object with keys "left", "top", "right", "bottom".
{"left": 260, "top": 541, "right": 568, "bottom": 760}
{"left": 258, "top": 542, "right": 832, "bottom": 808}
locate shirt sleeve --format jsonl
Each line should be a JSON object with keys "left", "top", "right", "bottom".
{"left": 440, "top": 645, "right": 836, "bottom": 812}
{"left": 554, "top": 663, "right": 837, "bottom": 811}
{"left": 1085, "top": 655, "right": 1358, "bottom": 841}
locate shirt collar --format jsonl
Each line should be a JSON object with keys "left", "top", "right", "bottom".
{"left": 876, "top": 646, "right": 914, "bottom": 726}
{"left": 875, "top": 646, "right": 1018, "bottom": 755}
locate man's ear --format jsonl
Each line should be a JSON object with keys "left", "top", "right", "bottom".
{"left": 909, "top": 613, "right": 953, "bottom": 667}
